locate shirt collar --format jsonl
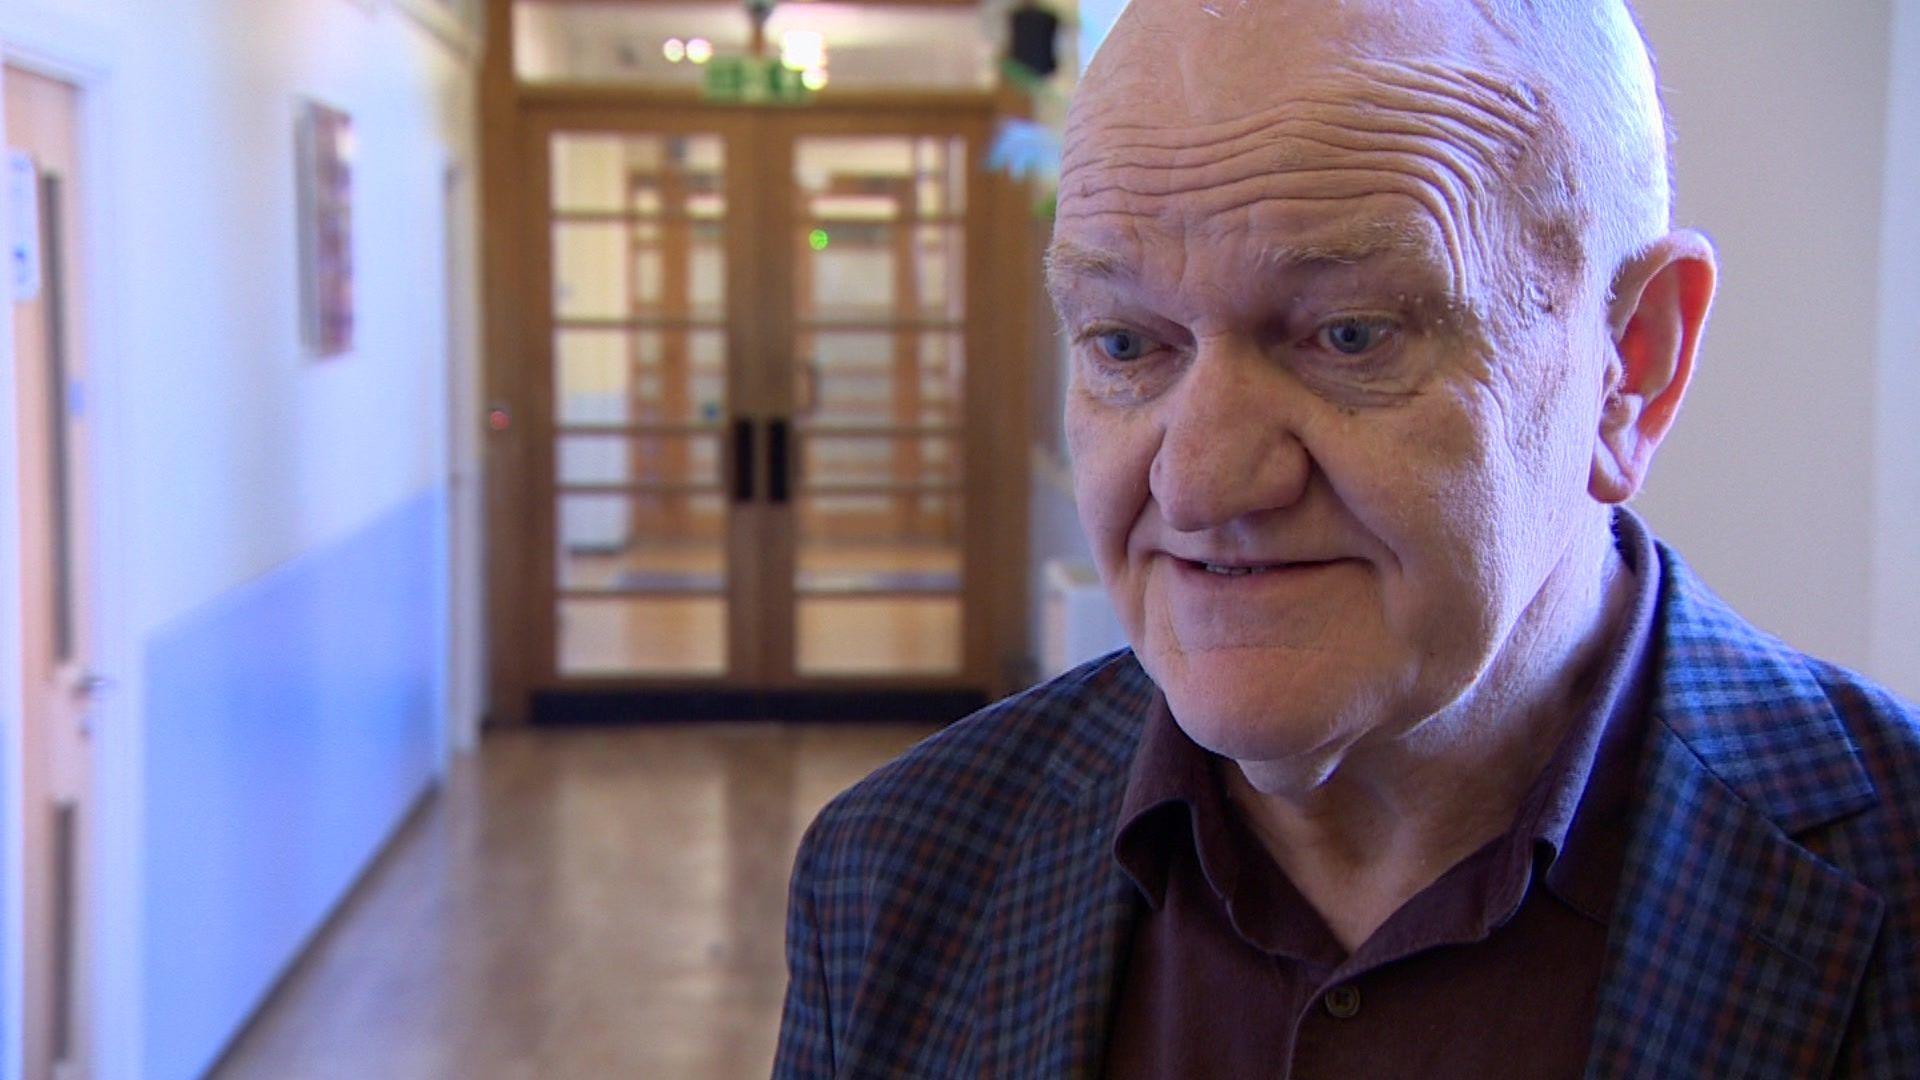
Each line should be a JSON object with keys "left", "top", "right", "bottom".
{"left": 1537, "top": 506, "right": 1662, "bottom": 920}
{"left": 1111, "top": 693, "right": 1224, "bottom": 911}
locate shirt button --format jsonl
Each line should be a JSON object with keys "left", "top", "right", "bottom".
{"left": 1323, "top": 984, "right": 1361, "bottom": 1019}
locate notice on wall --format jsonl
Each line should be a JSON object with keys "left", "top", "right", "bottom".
{"left": 295, "top": 101, "right": 355, "bottom": 357}
{"left": 6, "top": 149, "right": 41, "bottom": 303}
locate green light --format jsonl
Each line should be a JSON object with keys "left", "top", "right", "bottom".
{"left": 808, "top": 228, "right": 830, "bottom": 252}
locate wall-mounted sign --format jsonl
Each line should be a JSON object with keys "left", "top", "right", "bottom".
{"left": 703, "top": 57, "right": 813, "bottom": 105}
{"left": 6, "top": 149, "right": 42, "bottom": 302}
{"left": 295, "top": 100, "right": 355, "bottom": 357}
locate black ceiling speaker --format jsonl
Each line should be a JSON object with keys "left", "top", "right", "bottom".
{"left": 1009, "top": 4, "right": 1061, "bottom": 79}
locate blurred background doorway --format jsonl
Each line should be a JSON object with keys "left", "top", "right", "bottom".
{"left": 485, "top": 1, "right": 1047, "bottom": 724}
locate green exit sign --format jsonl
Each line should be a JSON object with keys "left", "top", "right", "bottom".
{"left": 703, "top": 57, "right": 814, "bottom": 104}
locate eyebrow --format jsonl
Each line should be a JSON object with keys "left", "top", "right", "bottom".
{"left": 1045, "top": 223, "right": 1440, "bottom": 300}
{"left": 1043, "top": 240, "right": 1129, "bottom": 294}
{"left": 1259, "top": 219, "right": 1434, "bottom": 268}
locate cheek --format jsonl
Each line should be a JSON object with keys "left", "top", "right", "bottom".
{"left": 1481, "top": 316, "right": 1606, "bottom": 490}
{"left": 1307, "top": 388, "right": 1513, "bottom": 630}
{"left": 1316, "top": 389, "right": 1494, "bottom": 547}
{"left": 1469, "top": 334, "right": 1609, "bottom": 578}
{"left": 1066, "top": 393, "right": 1157, "bottom": 567}
{"left": 1343, "top": 361, "right": 1582, "bottom": 659}
{"left": 1404, "top": 390, "right": 1529, "bottom": 578}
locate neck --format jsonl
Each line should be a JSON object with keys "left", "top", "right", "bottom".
{"left": 1226, "top": 519, "right": 1632, "bottom": 951}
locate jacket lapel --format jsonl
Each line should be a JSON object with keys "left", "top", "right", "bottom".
{"left": 1588, "top": 546, "right": 1884, "bottom": 1079}
{"left": 976, "top": 658, "right": 1152, "bottom": 1079}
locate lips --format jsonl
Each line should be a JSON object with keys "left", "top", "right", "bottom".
{"left": 1199, "top": 562, "right": 1272, "bottom": 576}
{"left": 1178, "top": 556, "right": 1337, "bottom": 577}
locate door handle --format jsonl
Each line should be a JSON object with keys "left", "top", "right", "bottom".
{"left": 732, "top": 417, "right": 756, "bottom": 502}
{"left": 768, "top": 418, "right": 791, "bottom": 504}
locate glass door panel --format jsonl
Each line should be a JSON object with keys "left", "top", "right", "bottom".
{"left": 552, "top": 221, "right": 728, "bottom": 323}
{"left": 796, "top": 329, "right": 961, "bottom": 426}
{"left": 548, "top": 130, "right": 735, "bottom": 677}
{"left": 556, "top": 327, "right": 728, "bottom": 426}
{"left": 789, "top": 134, "right": 969, "bottom": 677}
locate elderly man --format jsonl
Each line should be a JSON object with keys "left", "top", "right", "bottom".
{"left": 775, "top": 0, "right": 1920, "bottom": 1076}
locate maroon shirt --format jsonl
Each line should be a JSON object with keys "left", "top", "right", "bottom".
{"left": 1104, "top": 514, "right": 1660, "bottom": 1079}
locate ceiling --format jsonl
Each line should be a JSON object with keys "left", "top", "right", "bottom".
{"left": 515, "top": 1, "right": 1021, "bottom": 89}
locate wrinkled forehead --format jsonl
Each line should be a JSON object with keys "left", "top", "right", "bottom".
{"left": 1057, "top": 3, "right": 1553, "bottom": 303}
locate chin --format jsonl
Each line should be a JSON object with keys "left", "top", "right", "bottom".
{"left": 1141, "top": 644, "right": 1387, "bottom": 767}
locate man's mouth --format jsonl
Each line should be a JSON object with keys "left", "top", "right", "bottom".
{"left": 1199, "top": 562, "right": 1273, "bottom": 577}
{"left": 1179, "top": 557, "right": 1299, "bottom": 577}
{"left": 1175, "top": 555, "right": 1349, "bottom": 579}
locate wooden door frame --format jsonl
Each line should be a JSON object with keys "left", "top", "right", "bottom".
{"left": 479, "top": 3, "right": 1038, "bottom": 722}
{"left": 0, "top": 6, "right": 138, "bottom": 1077}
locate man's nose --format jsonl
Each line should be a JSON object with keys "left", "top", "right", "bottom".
{"left": 1149, "top": 339, "right": 1311, "bottom": 532}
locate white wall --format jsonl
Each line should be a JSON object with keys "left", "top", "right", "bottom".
{"left": 109, "top": 1, "right": 469, "bottom": 637}
{"left": 1632, "top": 0, "right": 1918, "bottom": 698}
{"left": 1873, "top": 0, "right": 1920, "bottom": 697}
{"left": 0, "top": 0, "right": 480, "bottom": 1076}
{"left": 1076, "top": 0, "right": 1127, "bottom": 73}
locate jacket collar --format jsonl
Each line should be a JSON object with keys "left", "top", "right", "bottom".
{"left": 976, "top": 654, "right": 1151, "bottom": 1078}
{"left": 1586, "top": 541, "right": 1883, "bottom": 1077}
{"left": 1641, "top": 541, "right": 1876, "bottom": 833}
{"left": 1040, "top": 653, "right": 1154, "bottom": 799}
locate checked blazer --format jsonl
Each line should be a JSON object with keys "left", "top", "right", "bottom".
{"left": 774, "top": 543, "right": 1920, "bottom": 1079}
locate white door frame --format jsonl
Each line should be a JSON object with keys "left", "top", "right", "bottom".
{"left": 443, "top": 156, "right": 485, "bottom": 756}
{"left": 0, "top": 6, "right": 134, "bottom": 1080}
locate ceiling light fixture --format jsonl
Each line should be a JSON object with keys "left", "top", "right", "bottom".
{"left": 781, "top": 30, "right": 825, "bottom": 72}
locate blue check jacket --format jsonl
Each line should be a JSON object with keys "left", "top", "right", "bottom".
{"left": 775, "top": 544, "right": 1920, "bottom": 1079}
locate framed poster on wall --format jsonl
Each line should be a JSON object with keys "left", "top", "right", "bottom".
{"left": 296, "top": 99, "right": 355, "bottom": 357}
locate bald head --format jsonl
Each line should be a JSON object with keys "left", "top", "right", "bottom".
{"left": 1062, "top": 0, "right": 1670, "bottom": 295}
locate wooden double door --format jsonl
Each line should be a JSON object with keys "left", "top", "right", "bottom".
{"left": 490, "top": 101, "right": 1029, "bottom": 718}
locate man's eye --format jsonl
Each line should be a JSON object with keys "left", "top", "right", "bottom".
{"left": 1093, "top": 329, "right": 1152, "bottom": 362}
{"left": 1315, "top": 318, "right": 1395, "bottom": 356}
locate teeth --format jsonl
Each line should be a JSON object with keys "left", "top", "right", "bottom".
{"left": 1202, "top": 563, "right": 1264, "bottom": 576}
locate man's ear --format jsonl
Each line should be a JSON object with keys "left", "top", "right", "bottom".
{"left": 1589, "top": 229, "right": 1718, "bottom": 504}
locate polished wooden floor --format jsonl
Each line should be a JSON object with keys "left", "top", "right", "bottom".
{"left": 211, "top": 723, "right": 936, "bottom": 1079}
{"left": 559, "top": 543, "right": 964, "bottom": 677}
